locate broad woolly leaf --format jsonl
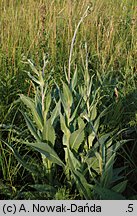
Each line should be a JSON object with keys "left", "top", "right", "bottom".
{"left": 112, "top": 180, "right": 128, "bottom": 193}
{"left": 106, "top": 140, "right": 129, "bottom": 162}
{"left": 78, "top": 116, "right": 85, "bottom": 128}
{"left": 88, "top": 133, "right": 95, "bottom": 148}
{"left": 24, "top": 141, "right": 65, "bottom": 168}
{"left": 28, "top": 59, "right": 39, "bottom": 76}
{"left": 21, "top": 112, "right": 41, "bottom": 141}
{"left": 44, "top": 93, "right": 51, "bottom": 121}
{"left": 87, "top": 74, "right": 94, "bottom": 98}
{"left": 86, "top": 156, "right": 100, "bottom": 175}
{"left": 60, "top": 91, "right": 68, "bottom": 113}
{"left": 70, "top": 98, "right": 82, "bottom": 122}
{"left": 90, "top": 104, "right": 97, "bottom": 121}
{"left": 60, "top": 113, "right": 70, "bottom": 136}
{"left": 62, "top": 81, "right": 73, "bottom": 108}
{"left": 20, "top": 94, "right": 43, "bottom": 130}
{"left": 68, "top": 149, "right": 81, "bottom": 170}
{"left": 63, "top": 134, "right": 70, "bottom": 147}
{"left": 43, "top": 84, "right": 48, "bottom": 98}
{"left": 96, "top": 133, "right": 112, "bottom": 170}
{"left": 68, "top": 149, "right": 92, "bottom": 199}
{"left": 112, "top": 167, "right": 127, "bottom": 183}
{"left": 72, "top": 169, "right": 92, "bottom": 200}
{"left": 84, "top": 69, "right": 90, "bottom": 88}
{"left": 45, "top": 93, "right": 51, "bottom": 109}
{"left": 93, "top": 185, "right": 125, "bottom": 200}
{"left": 42, "top": 118, "right": 56, "bottom": 146}
{"left": 69, "top": 126, "right": 85, "bottom": 151}
{"left": 95, "top": 152, "right": 102, "bottom": 174}
{"left": 101, "top": 153, "right": 116, "bottom": 187}
{"left": 35, "top": 90, "right": 43, "bottom": 120}
{"left": 27, "top": 72, "right": 40, "bottom": 85}
{"left": 39, "top": 73, "right": 45, "bottom": 87}
{"left": 88, "top": 117, "right": 100, "bottom": 148}
{"left": 50, "top": 100, "right": 60, "bottom": 125}
{"left": 95, "top": 132, "right": 112, "bottom": 147}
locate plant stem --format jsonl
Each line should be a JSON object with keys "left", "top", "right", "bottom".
{"left": 68, "top": 5, "right": 91, "bottom": 84}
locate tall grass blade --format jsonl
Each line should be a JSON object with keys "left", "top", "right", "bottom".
{"left": 2, "top": 140, "right": 39, "bottom": 176}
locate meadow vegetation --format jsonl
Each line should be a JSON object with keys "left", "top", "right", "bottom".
{"left": 0, "top": 0, "right": 137, "bottom": 199}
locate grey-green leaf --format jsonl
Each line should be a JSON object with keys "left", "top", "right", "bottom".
{"left": 20, "top": 94, "right": 43, "bottom": 130}
{"left": 28, "top": 59, "right": 39, "bottom": 76}
{"left": 112, "top": 180, "right": 128, "bottom": 193}
{"left": 21, "top": 111, "right": 41, "bottom": 141}
{"left": 42, "top": 118, "right": 56, "bottom": 146}
{"left": 50, "top": 100, "right": 60, "bottom": 125}
{"left": 60, "top": 113, "right": 70, "bottom": 136}
{"left": 93, "top": 185, "right": 125, "bottom": 200}
{"left": 68, "top": 149, "right": 92, "bottom": 199}
{"left": 24, "top": 141, "right": 65, "bottom": 167}
{"left": 27, "top": 72, "right": 40, "bottom": 85}
{"left": 90, "top": 104, "right": 97, "bottom": 121}
{"left": 44, "top": 93, "right": 51, "bottom": 121}
{"left": 70, "top": 127, "right": 85, "bottom": 151}
{"left": 62, "top": 81, "right": 73, "bottom": 108}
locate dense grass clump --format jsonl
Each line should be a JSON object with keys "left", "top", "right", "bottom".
{"left": 0, "top": 0, "right": 136, "bottom": 82}
{"left": 0, "top": 0, "right": 137, "bottom": 199}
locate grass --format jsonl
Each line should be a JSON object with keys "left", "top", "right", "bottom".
{"left": 0, "top": 0, "right": 136, "bottom": 81}
{"left": 0, "top": 0, "right": 137, "bottom": 199}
